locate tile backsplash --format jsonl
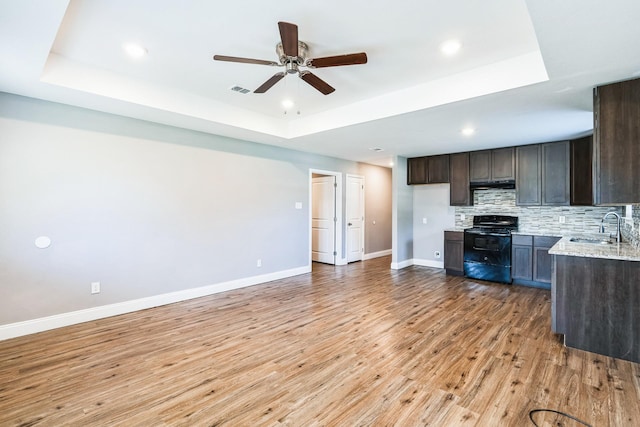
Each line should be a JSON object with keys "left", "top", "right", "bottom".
{"left": 621, "top": 204, "right": 640, "bottom": 248}
{"left": 454, "top": 189, "right": 630, "bottom": 238}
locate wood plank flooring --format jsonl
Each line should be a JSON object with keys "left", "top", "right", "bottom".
{"left": 1, "top": 256, "right": 639, "bottom": 426}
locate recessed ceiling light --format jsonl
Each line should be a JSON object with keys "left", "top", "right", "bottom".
{"left": 461, "top": 127, "right": 475, "bottom": 136}
{"left": 122, "top": 42, "right": 148, "bottom": 59}
{"left": 282, "top": 99, "right": 294, "bottom": 109}
{"left": 440, "top": 40, "right": 461, "bottom": 56}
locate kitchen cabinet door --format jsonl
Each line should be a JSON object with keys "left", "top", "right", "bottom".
{"left": 444, "top": 231, "right": 464, "bottom": 275}
{"left": 428, "top": 154, "right": 450, "bottom": 183}
{"left": 541, "top": 141, "right": 570, "bottom": 206}
{"left": 511, "top": 235, "right": 533, "bottom": 281}
{"left": 491, "top": 147, "right": 515, "bottom": 181}
{"left": 570, "top": 135, "right": 593, "bottom": 205}
{"left": 407, "top": 155, "right": 450, "bottom": 185}
{"left": 533, "top": 236, "right": 561, "bottom": 283}
{"left": 516, "top": 145, "right": 541, "bottom": 206}
{"left": 470, "top": 148, "right": 515, "bottom": 182}
{"left": 449, "top": 152, "right": 471, "bottom": 206}
{"left": 407, "top": 157, "right": 427, "bottom": 185}
{"left": 593, "top": 78, "right": 640, "bottom": 204}
{"left": 469, "top": 150, "right": 491, "bottom": 182}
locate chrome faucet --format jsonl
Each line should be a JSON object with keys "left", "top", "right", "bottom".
{"left": 601, "top": 212, "right": 622, "bottom": 243}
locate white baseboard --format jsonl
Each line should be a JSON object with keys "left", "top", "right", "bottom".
{"left": 390, "top": 259, "right": 445, "bottom": 270}
{"left": 390, "top": 259, "right": 414, "bottom": 270}
{"left": 412, "top": 259, "right": 445, "bottom": 269}
{"left": 363, "top": 249, "right": 392, "bottom": 260}
{"left": 0, "top": 265, "right": 311, "bottom": 341}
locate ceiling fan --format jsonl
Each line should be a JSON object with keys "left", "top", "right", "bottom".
{"left": 213, "top": 22, "right": 367, "bottom": 95}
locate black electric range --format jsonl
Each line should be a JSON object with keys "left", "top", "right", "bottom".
{"left": 463, "top": 215, "right": 518, "bottom": 284}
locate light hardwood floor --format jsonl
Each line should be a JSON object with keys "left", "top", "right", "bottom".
{"left": 1, "top": 257, "right": 639, "bottom": 426}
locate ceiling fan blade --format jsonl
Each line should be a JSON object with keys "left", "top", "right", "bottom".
{"left": 299, "top": 71, "right": 335, "bottom": 95}
{"left": 254, "top": 72, "right": 286, "bottom": 93}
{"left": 307, "top": 52, "right": 368, "bottom": 68}
{"left": 213, "top": 55, "right": 279, "bottom": 66}
{"left": 278, "top": 21, "right": 299, "bottom": 57}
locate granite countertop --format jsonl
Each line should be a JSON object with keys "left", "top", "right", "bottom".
{"left": 444, "top": 227, "right": 467, "bottom": 233}
{"left": 549, "top": 236, "right": 640, "bottom": 262}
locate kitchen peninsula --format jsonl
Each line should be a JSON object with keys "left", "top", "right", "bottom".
{"left": 550, "top": 237, "right": 640, "bottom": 363}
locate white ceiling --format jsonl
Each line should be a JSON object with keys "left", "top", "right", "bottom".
{"left": 2, "top": 0, "right": 640, "bottom": 166}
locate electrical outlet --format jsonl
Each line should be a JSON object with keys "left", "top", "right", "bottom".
{"left": 461, "top": 214, "right": 466, "bottom": 221}
{"left": 257, "top": 259, "right": 262, "bottom": 268}
{"left": 559, "top": 216, "right": 566, "bottom": 224}
{"left": 434, "top": 251, "right": 441, "bottom": 259}
{"left": 91, "top": 282, "right": 100, "bottom": 294}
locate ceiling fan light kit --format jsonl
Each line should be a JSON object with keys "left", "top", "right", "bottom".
{"left": 213, "top": 21, "right": 367, "bottom": 95}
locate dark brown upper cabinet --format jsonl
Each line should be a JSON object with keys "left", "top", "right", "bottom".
{"left": 516, "top": 141, "right": 569, "bottom": 206}
{"left": 449, "top": 152, "right": 471, "bottom": 206}
{"left": 515, "top": 145, "right": 541, "bottom": 205}
{"left": 407, "top": 157, "right": 427, "bottom": 185}
{"left": 570, "top": 135, "right": 593, "bottom": 205}
{"left": 469, "top": 147, "right": 515, "bottom": 183}
{"left": 541, "top": 141, "right": 570, "bottom": 206}
{"left": 428, "top": 155, "right": 450, "bottom": 183}
{"left": 593, "top": 78, "right": 640, "bottom": 204}
{"left": 469, "top": 150, "right": 491, "bottom": 182}
{"left": 407, "top": 155, "right": 449, "bottom": 185}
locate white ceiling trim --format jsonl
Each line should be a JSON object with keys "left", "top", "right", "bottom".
{"left": 41, "top": 53, "right": 287, "bottom": 137}
{"left": 288, "top": 51, "right": 549, "bottom": 138}
{"left": 40, "top": 50, "right": 548, "bottom": 140}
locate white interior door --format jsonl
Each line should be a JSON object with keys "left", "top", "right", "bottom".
{"left": 346, "top": 175, "right": 364, "bottom": 263}
{"left": 312, "top": 176, "right": 336, "bottom": 264}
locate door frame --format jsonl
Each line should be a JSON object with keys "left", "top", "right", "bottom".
{"left": 346, "top": 173, "right": 365, "bottom": 263}
{"left": 309, "top": 169, "right": 345, "bottom": 266}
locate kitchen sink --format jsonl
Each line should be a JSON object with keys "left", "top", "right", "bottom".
{"left": 569, "top": 237, "right": 613, "bottom": 245}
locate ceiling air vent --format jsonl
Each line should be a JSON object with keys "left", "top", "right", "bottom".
{"left": 230, "top": 85, "right": 251, "bottom": 94}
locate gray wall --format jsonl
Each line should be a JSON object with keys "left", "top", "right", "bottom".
{"left": 392, "top": 156, "right": 413, "bottom": 266}
{"left": 0, "top": 93, "right": 391, "bottom": 325}
{"left": 412, "top": 184, "right": 455, "bottom": 263}
{"left": 359, "top": 163, "right": 392, "bottom": 254}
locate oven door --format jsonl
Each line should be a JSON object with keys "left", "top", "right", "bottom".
{"left": 463, "top": 231, "right": 512, "bottom": 283}
{"left": 463, "top": 231, "right": 511, "bottom": 266}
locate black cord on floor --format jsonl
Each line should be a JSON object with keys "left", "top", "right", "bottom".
{"left": 529, "top": 408, "right": 592, "bottom": 427}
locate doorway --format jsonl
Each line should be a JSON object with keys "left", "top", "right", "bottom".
{"left": 310, "top": 170, "right": 342, "bottom": 265}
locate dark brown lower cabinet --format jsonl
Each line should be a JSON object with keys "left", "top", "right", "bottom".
{"left": 511, "top": 235, "right": 533, "bottom": 280}
{"left": 511, "top": 234, "right": 560, "bottom": 289}
{"left": 444, "top": 231, "right": 464, "bottom": 276}
{"left": 552, "top": 254, "right": 640, "bottom": 363}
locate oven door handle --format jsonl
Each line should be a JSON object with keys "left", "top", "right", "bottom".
{"left": 466, "top": 230, "right": 510, "bottom": 237}
{"left": 471, "top": 246, "right": 500, "bottom": 252}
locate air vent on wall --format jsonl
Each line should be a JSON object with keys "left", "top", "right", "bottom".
{"left": 230, "top": 85, "right": 251, "bottom": 94}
